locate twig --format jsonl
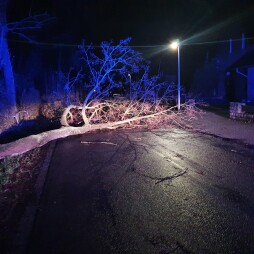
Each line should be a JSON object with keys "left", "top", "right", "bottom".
{"left": 81, "top": 141, "right": 117, "bottom": 146}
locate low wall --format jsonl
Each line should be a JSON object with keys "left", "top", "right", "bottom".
{"left": 230, "top": 102, "right": 254, "bottom": 122}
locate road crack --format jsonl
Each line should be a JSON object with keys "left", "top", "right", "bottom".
{"left": 146, "top": 234, "right": 192, "bottom": 253}
{"left": 136, "top": 168, "right": 188, "bottom": 184}
{"left": 155, "top": 169, "right": 188, "bottom": 184}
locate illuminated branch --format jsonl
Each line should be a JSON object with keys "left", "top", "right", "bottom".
{"left": 73, "top": 37, "right": 179, "bottom": 126}
{"left": 62, "top": 68, "right": 83, "bottom": 105}
{"left": 80, "top": 38, "right": 142, "bottom": 107}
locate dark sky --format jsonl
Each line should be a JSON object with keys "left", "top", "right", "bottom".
{"left": 8, "top": 0, "right": 254, "bottom": 44}
{"left": 7, "top": 0, "right": 254, "bottom": 86}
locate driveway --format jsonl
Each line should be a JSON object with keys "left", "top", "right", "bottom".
{"left": 26, "top": 129, "right": 254, "bottom": 254}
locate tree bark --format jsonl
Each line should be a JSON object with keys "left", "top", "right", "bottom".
{"left": 0, "top": 0, "right": 17, "bottom": 112}
{"left": 0, "top": 108, "right": 171, "bottom": 159}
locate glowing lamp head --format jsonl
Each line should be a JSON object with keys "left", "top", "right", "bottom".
{"left": 169, "top": 40, "right": 180, "bottom": 50}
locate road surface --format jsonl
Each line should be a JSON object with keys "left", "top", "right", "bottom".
{"left": 27, "top": 128, "right": 254, "bottom": 254}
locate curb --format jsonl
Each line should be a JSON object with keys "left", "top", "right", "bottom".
{"left": 14, "top": 140, "right": 57, "bottom": 254}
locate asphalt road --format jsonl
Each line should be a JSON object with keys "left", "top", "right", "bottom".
{"left": 27, "top": 129, "right": 254, "bottom": 254}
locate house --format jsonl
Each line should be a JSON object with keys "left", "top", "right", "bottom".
{"left": 226, "top": 48, "right": 254, "bottom": 103}
{"left": 191, "top": 34, "right": 254, "bottom": 104}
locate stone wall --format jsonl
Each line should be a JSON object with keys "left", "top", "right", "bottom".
{"left": 230, "top": 102, "right": 254, "bottom": 122}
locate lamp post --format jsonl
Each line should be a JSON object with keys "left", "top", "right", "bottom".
{"left": 170, "top": 40, "right": 181, "bottom": 111}
{"left": 128, "top": 73, "right": 132, "bottom": 99}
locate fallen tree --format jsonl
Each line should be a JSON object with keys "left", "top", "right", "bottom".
{"left": 0, "top": 38, "right": 202, "bottom": 159}
{"left": 0, "top": 101, "right": 201, "bottom": 159}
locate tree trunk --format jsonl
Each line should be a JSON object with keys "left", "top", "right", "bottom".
{"left": 0, "top": 0, "right": 17, "bottom": 113}
{"left": 0, "top": 107, "right": 175, "bottom": 159}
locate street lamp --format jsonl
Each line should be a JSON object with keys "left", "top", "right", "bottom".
{"left": 169, "top": 40, "right": 181, "bottom": 111}
{"left": 128, "top": 73, "right": 132, "bottom": 99}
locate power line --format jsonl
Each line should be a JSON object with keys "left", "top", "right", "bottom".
{"left": 8, "top": 38, "right": 167, "bottom": 48}
{"left": 7, "top": 36, "right": 254, "bottom": 48}
{"left": 183, "top": 36, "right": 254, "bottom": 46}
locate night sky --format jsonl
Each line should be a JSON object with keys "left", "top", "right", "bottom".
{"left": 8, "top": 0, "right": 254, "bottom": 42}
{"left": 7, "top": 0, "right": 254, "bottom": 87}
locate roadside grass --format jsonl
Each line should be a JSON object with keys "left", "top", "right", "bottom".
{"left": 0, "top": 145, "right": 48, "bottom": 252}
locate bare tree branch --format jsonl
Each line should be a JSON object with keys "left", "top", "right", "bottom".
{"left": 6, "top": 13, "right": 55, "bottom": 43}
{"left": 7, "top": 13, "right": 54, "bottom": 31}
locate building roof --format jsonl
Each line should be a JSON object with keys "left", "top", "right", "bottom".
{"left": 229, "top": 48, "right": 254, "bottom": 69}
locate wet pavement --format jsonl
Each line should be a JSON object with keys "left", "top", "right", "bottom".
{"left": 26, "top": 129, "right": 254, "bottom": 254}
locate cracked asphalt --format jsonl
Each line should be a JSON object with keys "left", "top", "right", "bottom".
{"left": 26, "top": 129, "right": 254, "bottom": 254}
